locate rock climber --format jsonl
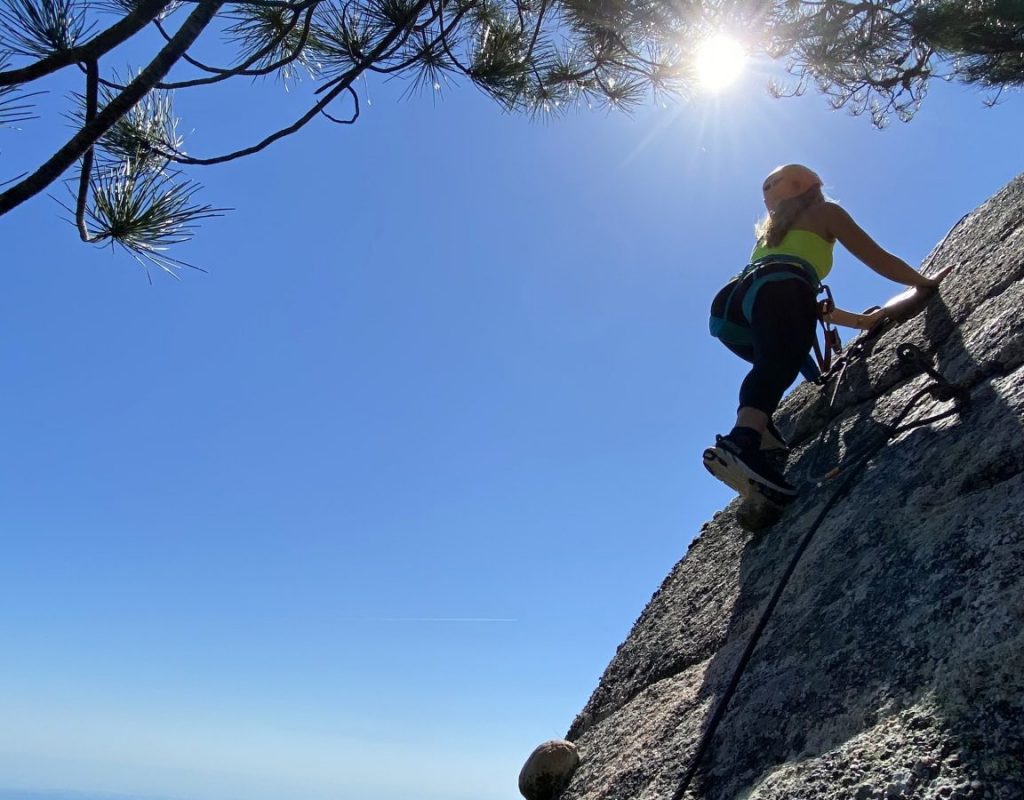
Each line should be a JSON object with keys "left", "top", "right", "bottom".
{"left": 703, "top": 163, "right": 949, "bottom": 504}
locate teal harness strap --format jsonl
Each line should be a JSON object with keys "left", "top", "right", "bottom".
{"left": 708, "top": 317, "right": 754, "bottom": 345}
{"left": 741, "top": 271, "right": 811, "bottom": 322}
{"left": 741, "top": 256, "right": 820, "bottom": 322}
{"left": 709, "top": 255, "right": 823, "bottom": 380}
{"left": 710, "top": 256, "right": 819, "bottom": 335}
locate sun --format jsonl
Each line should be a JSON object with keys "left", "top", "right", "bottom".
{"left": 694, "top": 34, "right": 747, "bottom": 93}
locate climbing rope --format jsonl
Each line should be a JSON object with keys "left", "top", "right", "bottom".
{"left": 806, "top": 345, "right": 1006, "bottom": 486}
{"left": 669, "top": 343, "right": 1006, "bottom": 800}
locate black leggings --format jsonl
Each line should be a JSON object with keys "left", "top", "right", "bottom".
{"left": 721, "top": 279, "right": 818, "bottom": 414}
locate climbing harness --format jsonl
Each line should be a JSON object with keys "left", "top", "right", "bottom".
{"left": 710, "top": 256, "right": 820, "bottom": 342}
{"left": 710, "top": 255, "right": 840, "bottom": 383}
{"left": 668, "top": 341, "right": 1006, "bottom": 800}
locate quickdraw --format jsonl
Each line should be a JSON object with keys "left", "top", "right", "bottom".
{"left": 811, "top": 284, "right": 843, "bottom": 378}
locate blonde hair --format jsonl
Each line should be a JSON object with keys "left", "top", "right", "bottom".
{"left": 755, "top": 185, "right": 825, "bottom": 248}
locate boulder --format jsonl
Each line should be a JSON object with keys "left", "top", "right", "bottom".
{"left": 519, "top": 739, "right": 581, "bottom": 800}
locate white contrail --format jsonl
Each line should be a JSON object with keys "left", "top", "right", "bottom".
{"left": 374, "top": 617, "right": 519, "bottom": 623}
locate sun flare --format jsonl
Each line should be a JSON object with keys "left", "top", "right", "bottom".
{"left": 694, "top": 35, "right": 747, "bottom": 93}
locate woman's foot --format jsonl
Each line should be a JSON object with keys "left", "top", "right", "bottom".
{"left": 703, "top": 433, "right": 797, "bottom": 503}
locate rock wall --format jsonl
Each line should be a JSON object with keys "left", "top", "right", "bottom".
{"left": 561, "top": 175, "right": 1024, "bottom": 800}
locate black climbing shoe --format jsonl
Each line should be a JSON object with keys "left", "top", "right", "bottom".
{"left": 761, "top": 418, "right": 790, "bottom": 453}
{"left": 703, "top": 434, "right": 798, "bottom": 504}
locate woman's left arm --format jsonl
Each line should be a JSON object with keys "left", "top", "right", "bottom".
{"left": 825, "top": 306, "right": 886, "bottom": 330}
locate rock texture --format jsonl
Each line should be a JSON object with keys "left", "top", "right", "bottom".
{"left": 561, "top": 174, "right": 1024, "bottom": 800}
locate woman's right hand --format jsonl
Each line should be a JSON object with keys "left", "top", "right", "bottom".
{"left": 861, "top": 307, "right": 888, "bottom": 330}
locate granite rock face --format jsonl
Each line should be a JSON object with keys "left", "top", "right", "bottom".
{"left": 561, "top": 175, "right": 1024, "bottom": 800}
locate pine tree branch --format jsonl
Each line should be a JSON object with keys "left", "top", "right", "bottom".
{"left": 151, "top": 13, "right": 291, "bottom": 78}
{"left": 152, "top": 2, "right": 316, "bottom": 88}
{"left": 369, "top": 4, "right": 462, "bottom": 75}
{"left": 152, "top": 16, "right": 234, "bottom": 75}
{"left": 433, "top": 0, "right": 472, "bottom": 76}
{"left": 159, "top": 0, "right": 431, "bottom": 165}
{"left": 180, "top": 0, "right": 308, "bottom": 7}
{"left": 76, "top": 57, "right": 98, "bottom": 241}
{"left": 313, "top": 0, "right": 430, "bottom": 95}
{"left": 89, "top": 16, "right": 316, "bottom": 94}
{"left": 525, "top": 0, "right": 548, "bottom": 62}
{"left": 159, "top": 83, "right": 341, "bottom": 165}
{"left": 0, "top": 0, "right": 171, "bottom": 86}
{"left": 0, "top": 0, "right": 225, "bottom": 216}
{"left": 319, "top": 85, "right": 357, "bottom": 122}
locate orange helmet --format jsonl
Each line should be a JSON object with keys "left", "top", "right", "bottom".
{"left": 762, "top": 164, "right": 823, "bottom": 213}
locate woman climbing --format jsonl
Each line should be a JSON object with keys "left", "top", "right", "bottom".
{"left": 703, "top": 163, "right": 947, "bottom": 505}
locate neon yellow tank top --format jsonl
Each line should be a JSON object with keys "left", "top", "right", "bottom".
{"left": 750, "top": 229, "right": 834, "bottom": 281}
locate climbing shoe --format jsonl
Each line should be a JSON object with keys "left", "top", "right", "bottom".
{"left": 703, "top": 434, "right": 798, "bottom": 504}
{"left": 761, "top": 418, "right": 790, "bottom": 453}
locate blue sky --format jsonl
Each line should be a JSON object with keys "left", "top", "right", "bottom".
{"left": 1, "top": 22, "right": 1022, "bottom": 800}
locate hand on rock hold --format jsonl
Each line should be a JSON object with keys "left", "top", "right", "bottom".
{"left": 921, "top": 263, "right": 955, "bottom": 288}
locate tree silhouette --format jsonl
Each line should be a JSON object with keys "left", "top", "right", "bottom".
{"left": 762, "top": 0, "right": 1023, "bottom": 125}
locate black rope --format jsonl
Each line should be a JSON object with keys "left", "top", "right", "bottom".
{"left": 668, "top": 359, "right": 1003, "bottom": 800}
{"left": 807, "top": 356, "right": 1006, "bottom": 486}
{"left": 804, "top": 386, "right": 939, "bottom": 486}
